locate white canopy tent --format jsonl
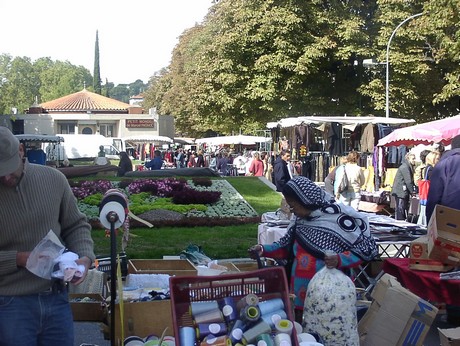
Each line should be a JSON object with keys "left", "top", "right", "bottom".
{"left": 123, "top": 135, "right": 173, "bottom": 144}
{"left": 267, "top": 115, "right": 415, "bottom": 131}
{"left": 195, "top": 135, "right": 272, "bottom": 146}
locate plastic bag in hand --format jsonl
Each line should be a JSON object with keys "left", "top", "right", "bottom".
{"left": 26, "top": 230, "right": 65, "bottom": 280}
{"left": 302, "top": 267, "right": 359, "bottom": 346}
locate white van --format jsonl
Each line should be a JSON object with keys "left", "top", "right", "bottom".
{"left": 55, "top": 134, "right": 121, "bottom": 160}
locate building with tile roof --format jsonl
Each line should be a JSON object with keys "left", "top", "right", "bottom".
{"left": 0, "top": 88, "right": 174, "bottom": 145}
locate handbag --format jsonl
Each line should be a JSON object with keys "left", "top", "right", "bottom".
{"left": 418, "top": 166, "right": 431, "bottom": 206}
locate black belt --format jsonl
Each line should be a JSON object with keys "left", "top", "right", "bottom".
{"left": 41, "top": 280, "right": 68, "bottom": 294}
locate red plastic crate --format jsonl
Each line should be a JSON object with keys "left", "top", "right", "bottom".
{"left": 169, "top": 266, "right": 298, "bottom": 346}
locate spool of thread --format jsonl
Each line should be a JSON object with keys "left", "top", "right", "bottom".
{"left": 256, "top": 333, "right": 274, "bottom": 346}
{"left": 297, "top": 333, "right": 317, "bottom": 343}
{"left": 293, "top": 321, "right": 303, "bottom": 335}
{"left": 261, "top": 309, "right": 287, "bottom": 328}
{"left": 242, "top": 321, "right": 272, "bottom": 345}
{"left": 229, "top": 320, "right": 249, "bottom": 345}
{"left": 190, "top": 301, "right": 219, "bottom": 317}
{"left": 219, "top": 297, "right": 238, "bottom": 323}
{"left": 240, "top": 305, "right": 261, "bottom": 324}
{"left": 203, "top": 335, "right": 232, "bottom": 346}
{"left": 196, "top": 323, "right": 227, "bottom": 340}
{"left": 258, "top": 298, "right": 285, "bottom": 316}
{"left": 237, "top": 293, "right": 259, "bottom": 312}
{"left": 179, "top": 326, "right": 196, "bottom": 346}
{"left": 274, "top": 333, "right": 292, "bottom": 346}
{"left": 194, "top": 308, "right": 225, "bottom": 324}
{"left": 275, "top": 319, "right": 293, "bottom": 336}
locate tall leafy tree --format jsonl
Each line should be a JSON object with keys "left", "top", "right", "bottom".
{"left": 93, "top": 30, "right": 102, "bottom": 94}
{"left": 144, "top": 0, "right": 379, "bottom": 135}
{"left": 0, "top": 56, "right": 39, "bottom": 114}
{"left": 421, "top": 0, "right": 460, "bottom": 116}
{"left": 39, "top": 59, "right": 92, "bottom": 101}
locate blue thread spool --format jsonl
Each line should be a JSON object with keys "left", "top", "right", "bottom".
{"left": 194, "top": 308, "right": 225, "bottom": 324}
{"left": 229, "top": 319, "right": 249, "bottom": 344}
{"left": 261, "top": 309, "right": 287, "bottom": 328}
{"left": 178, "top": 326, "right": 196, "bottom": 346}
{"left": 190, "top": 300, "right": 219, "bottom": 317}
{"left": 240, "top": 304, "right": 261, "bottom": 324}
{"left": 196, "top": 323, "right": 227, "bottom": 340}
{"left": 219, "top": 296, "right": 238, "bottom": 323}
{"left": 242, "top": 321, "right": 272, "bottom": 345}
{"left": 258, "top": 298, "right": 285, "bottom": 316}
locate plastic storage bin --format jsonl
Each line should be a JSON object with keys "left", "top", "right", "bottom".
{"left": 170, "top": 266, "right": 298, "bottom": 346}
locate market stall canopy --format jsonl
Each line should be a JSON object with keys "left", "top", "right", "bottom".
{"left": 267, "top": 116, "right": 415, "bottom": 131}
{"left": 123, "top": 135, "right": 173, "bottom": 143}
{"left": 377, "top": 114, "right": 460, "bottom": 147}
{"left": 15, "top": 134, "right": 64, "bottom": 143}
{"left": 174, "top": 137, "right": 195, "bottom": 145}
{"left": 195, "top": 135, "right": 272, "bottom": 146}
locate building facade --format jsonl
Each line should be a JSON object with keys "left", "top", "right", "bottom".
{"left": 0, "top": 88, "right": 174, "bottom": 140}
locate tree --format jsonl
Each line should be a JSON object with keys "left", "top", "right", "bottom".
{"left": 144, "top": 0, "right": 379, "bottom": 135}
{"left": 38, "top": 59, "right": 92, "bottom": 101}
{"left": 0, "top": 56, "right": 39, "bottom": 114}
{"left": 93, "top": 30, "right": 102, "bottom": 94}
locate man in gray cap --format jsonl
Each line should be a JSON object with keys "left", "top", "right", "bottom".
{"left": 0, "top": 126, "right": 95, "bottom": 345}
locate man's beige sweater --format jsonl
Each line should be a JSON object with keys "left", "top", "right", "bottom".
{"left": 0, "top": 161, "right": 95, "bottom": 295}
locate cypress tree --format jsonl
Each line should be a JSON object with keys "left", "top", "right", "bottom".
{"left": 93, "top": 30, "right": 102, "bottom": 94}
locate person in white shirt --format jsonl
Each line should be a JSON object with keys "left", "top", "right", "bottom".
{"left": 234, "top": 152, "right": 247, "bottom": 176}
{"left": 336, "top": 151, "right": 365, "bottom": 210}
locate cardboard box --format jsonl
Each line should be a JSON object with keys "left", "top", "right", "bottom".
{"left": 104, "top": 299, "right": 174, "bottom": 344}
{"left": 70, "top": 293, "right": 106, "bottom": 322}
{"left": 358, "top": 274, "right": 438, "bottom": 346}
{"left": 439, "top": 327, "right": 460, "bottom": 346}
{"left": 409, "top": 235, "right": 454, "bottom": 272}
{"left": 128, "top": 259, "right": 197, "bottom": 276}
{"left": 427, "top": 205, "right": 460, "bottom": 264}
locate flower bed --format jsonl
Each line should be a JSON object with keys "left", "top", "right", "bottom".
{"left": 71, "top": 177, "right": 259, "bottom": 228}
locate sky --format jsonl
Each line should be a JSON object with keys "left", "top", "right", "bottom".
{"left": 0, "top": 0, "right": 213, "bottom": 85}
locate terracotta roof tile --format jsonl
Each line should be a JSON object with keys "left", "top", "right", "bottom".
{"left": 40, "top": 89, "right": 130, "bottom": 112}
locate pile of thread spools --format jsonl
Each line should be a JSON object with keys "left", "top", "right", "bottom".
{"left": 178, "top": 293, "right": 323, "bottom": 346}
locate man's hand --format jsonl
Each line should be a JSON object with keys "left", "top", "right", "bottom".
{"left": 72, "top": 256, "right": 92, "bottom": 285}
{"left": 16, "top": 251, "right": 31, "bottom": 267}
{"left": 324, "top": 253, "right": 339, "bottom": 269}
{"left": 248, "top": 245, "right": 263, "bottom": 259}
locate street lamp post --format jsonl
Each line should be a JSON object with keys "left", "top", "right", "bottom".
{"left": 385, "top": 12, "right": 423, "bottom": 118}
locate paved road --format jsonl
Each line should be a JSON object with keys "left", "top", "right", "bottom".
{"left": 74, "top": 322, "right": 109, "bottom": 346}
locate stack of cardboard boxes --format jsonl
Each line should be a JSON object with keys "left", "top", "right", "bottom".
{"left": 409, "top": 204, "right": 460, "bottom": 272}
{"left": 358, "top": 273, "right": 438, "bottom": 345}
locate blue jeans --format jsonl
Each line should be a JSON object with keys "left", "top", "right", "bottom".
{"left": 0, "top": 290, "right": 74, "bottom": 346}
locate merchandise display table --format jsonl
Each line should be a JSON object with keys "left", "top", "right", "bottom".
{"left": 258, "top": 223, "right": 289, "bottom": 244}
{"left": 383, "top": 258, "right": 460, "bottom": 306}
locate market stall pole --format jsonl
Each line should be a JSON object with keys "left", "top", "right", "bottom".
{"left": 98, "top": 190, "right": 129, "bottom": 346}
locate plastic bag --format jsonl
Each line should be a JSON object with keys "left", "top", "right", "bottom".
{"left": 302, "top": 267, "right": 359, "bottom": 346}
{"left": 179, "top": 244, "right": 212, "bottom": 266}
{"left": 26, "top": 230, "right": 65, "bottom": 280}
{"left": 51, "top": 251, "right": 86, "bottom": 282}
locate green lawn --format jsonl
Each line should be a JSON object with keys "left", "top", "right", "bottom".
{"left": 91, "top": 176, "right": 282, "bottom": 260}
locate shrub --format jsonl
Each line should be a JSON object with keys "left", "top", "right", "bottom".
{"left": 171, "top": 187, "right": 221, "bottom": 204}
{"left": 127, "top": 177, "right": 187, "bottom": 197}
{"left": 71, "top": 180, "right": 113, "bottom": 199}
{"left": 192, "top": 177, "right": 213, "bottom": 187}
